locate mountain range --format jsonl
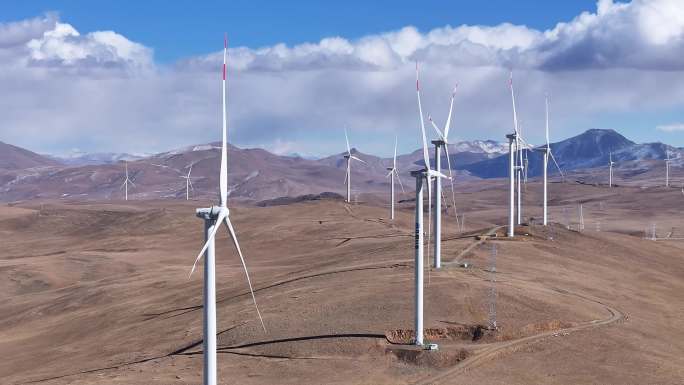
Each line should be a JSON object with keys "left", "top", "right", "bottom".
{"left": 47, "top": 151, "right": 145, "bottom": 166}
{"left": 460, "top": 129, "right": 682, "bottom": 179}
{"left": 0, "top": 129, "right": 680, "bottom": 202}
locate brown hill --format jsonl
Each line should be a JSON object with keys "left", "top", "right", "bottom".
{"left": 0, "top": 141, "right": 60, "bottom": 170}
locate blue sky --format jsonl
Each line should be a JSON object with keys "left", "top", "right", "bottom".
{"left": 0, "top": 1, "right": 599, "bottom": 62}
{"left": 1, "top": 0, "right": 684, "bottom": 157}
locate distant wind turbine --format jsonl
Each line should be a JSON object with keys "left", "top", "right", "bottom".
{"left": 507, "top": 73, "right": 525, "bottom": 225}
{"left": 506, "top": 73, "right": 521, "bottom": 237}
{"left": 542, "top": 95, "right": 564, "bottom": 226}
{"left": 120, "top": 161, "right": 135, "bottom": 201}
{"left": 427, "top": 82, "right": 458, "bottom": 269}
{"left": 665, "top": 150, "right": 674, "bottom": 187}
{"left": 180, "top": 164, "right": 198, "bottom": 200}
{"left": 609, "top": 151, "right": 615, "bottom": 188}
{"left": 386, "top": 136, "right": 405, "bottom": 220}
{"left": 343, "top": 128, "right": 366, "bottom": 203}
{"left": 189, "top": 36, "right": 266, "bottom": 385}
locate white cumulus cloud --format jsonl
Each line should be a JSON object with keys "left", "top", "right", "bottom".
{"left": 1, "top": 0, "right": 684, "bottom": 158}
{"left": 657, "top": 123, "right": 684, "bottom": 132}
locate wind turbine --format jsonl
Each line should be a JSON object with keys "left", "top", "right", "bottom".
{"left": 413, "top": 62, "right": 449, "bottom": 346}
{"left": 427, "top": 83, "right": 458, "bottom": 269}
{"left": 120, "top": 161, "right": 135, "bottom": 201}
{"left": 386, "top": 136, "right": 405, "bottom": 220}
{"left": 189, "top": 36, "right": 266, "bottom": 385}
{"left": 506, "top": 73, "right": 521, "bottom": 237}
{"left": 609, "top": 151, "right": 615, "bottom": 188}
{"left": 180, "top": 164, "right": 198, "bottom": 200}
{"left": 543, "top": 98, "right": 550, "bottom": 225}
{"left": 542, "top": 95, "right": 564, "bottom": 226}
{"left": 516, "top": 117, "right": 523, "bottom": 224}
{"left": 505, "top": 73, "right": 526, "bottom": 225}
{"left": 343, "top": 128, "right": 366, "bottom": 203}
{"left": 665, "top": 150, "right": 674, "bottom": 187}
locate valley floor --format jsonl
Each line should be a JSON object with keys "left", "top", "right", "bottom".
{"left": 1, "top": 180, "right": 683, "bottom": 384}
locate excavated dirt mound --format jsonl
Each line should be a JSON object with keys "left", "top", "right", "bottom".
{"left": 386, "top": 324, "right": 494, "bottom": 345}
{"left": 387, "top": 347, "right": 469, "bottom": 368}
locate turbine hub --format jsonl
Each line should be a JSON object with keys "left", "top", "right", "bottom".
{"left": 410, "top": 169, "right": 428, "bottom": 178}
{"left": 195, "top": 205, "right": 223, "bottom": 220}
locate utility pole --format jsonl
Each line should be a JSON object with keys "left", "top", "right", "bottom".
{"left": 488, "top": 244, "right": 497, "bottom": 330}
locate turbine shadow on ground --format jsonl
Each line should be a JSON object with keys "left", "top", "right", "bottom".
{"left": 142, "top": 262, "right": 411, "bottom": 321}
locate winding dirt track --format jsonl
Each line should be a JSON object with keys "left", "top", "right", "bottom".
{"left": 413, "top": 288, "right": 623, "bottom": 385}
{"left": 412, "top": 227, "right": 626, "bottom": 385}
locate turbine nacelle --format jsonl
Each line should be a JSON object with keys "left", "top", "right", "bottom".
{"left": 427, "top": 169, "right": 450, "bottom": 180}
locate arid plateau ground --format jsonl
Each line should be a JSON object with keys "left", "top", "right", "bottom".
{"left": 1, "top": 179, "right": 684, "bottom": 384}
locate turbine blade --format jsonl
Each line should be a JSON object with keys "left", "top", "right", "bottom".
{"left": 350, "top": 155, "right": 366, "bottom": 164}
{"left": 344, "top": 128, "right": 351, "bottom": 154}
{"left": 509, "top": 72, "right": 519, "bottom": 136}
{"left": 220, "top": 35, "right": 229, "bottom": 206}
{"left": 550, "top": 151, "right": 564, "bottom": 178}
{"left": 386, "top": 169, "right": 394, "bottom": 178}
{"left": 416, "top": 62, "right": 431, "bottom": 171}
{"left": 223, "top": 217, "right": 267, "bottom": 333}
{"left": 393, "top": 135, "right": 398, "bottom": 168}
{"left": 395, "top": 169, "right": 406, "bottom": 194}
{"left": 443, "top": 145, "right": 459, "bottom": 217}
{"left": 545, "top": 94, "right": 550, "bottom": 148}
{"left": 189, "top": 179, "right": 195, "bottom": 191}
{"left": 443, "top": 84, "right": 457, "bottom": 140}
{"left": 189, "top": 209, "right": 227, "bottom": 277}
{"left": 428, "top": 115, "right": 445, "bottom": 141}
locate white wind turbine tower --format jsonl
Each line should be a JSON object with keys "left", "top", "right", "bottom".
{"left": 120, "top": 161, "right": 135, "bottom": 201}
{"left": 413, "top": 62, "right": 450, "bottom": 346}
{"left": 665, "top": 150, "right": 674, "bottom": 187}
{"left": 609, "top": 151, "right": 615, "bottom": 188}
{"left": 343, "top": 128, "right": 366, "bottom": 203}
{"left": 180, "top": 164, "right": 198, "bottom": 200}
{"left": 189, "top": 36, "right": 266, "bottom": 385}
{"left": 427, "top": 83, "right": 458, "bottom": 269}
{"left": 386, "top": 136, "right": 405, "bottom": 220}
